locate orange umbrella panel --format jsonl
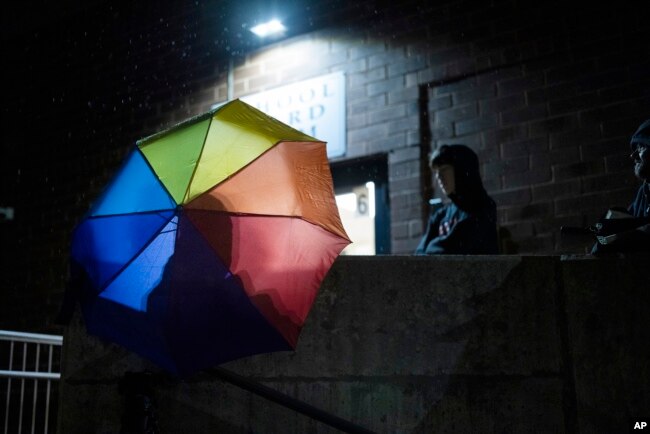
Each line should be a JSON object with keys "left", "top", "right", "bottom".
{"left": 186, "top": 140, "right": 349, "bottom": 241}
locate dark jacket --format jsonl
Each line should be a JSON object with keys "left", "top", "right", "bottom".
{"left": 415, "top": 145, "right": 498, "bottom": 255}
{"left": 590, "top": 186, "right": 650, "bottom": 256}
{"left": 590, "top": 120, "right": 650, "bottom": 256}
{"left": 629, "top": 182, "right": 650, "bottom": 218}
{"left": 629, "top": 120, "right": 650, "bottom": 218}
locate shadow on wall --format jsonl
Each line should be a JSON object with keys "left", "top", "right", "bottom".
{"left": 498, "top": 226, "right": 518, "bottom": 254}
{"left": 413, "top": 256, "right": 650, "bottom": 434}
{"left": 412, "top": 257, "right": 565, "bottom": 433}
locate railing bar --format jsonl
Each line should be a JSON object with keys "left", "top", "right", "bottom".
{"left": 18, "top": 343, "right": 27, "bottom": 434}
{"left": 208, "top": 367, "right": 378, "bottom": 434}
{"left": 44, "top": 345, "right": 54, "bottom": 434}
{"left": 0, "top": 371, "right": 61, "bottom": 381}
{"left": 3, "top": 341, "right": 14, "bottom": 434}
{"left": 1, "top": 332, "right": 63, "bottom": 434}
{"left": 31, "top": 344, "right": 40, "bottom": 434}
{"left": 0, "top": 331, "right": 62, "bottom": 346}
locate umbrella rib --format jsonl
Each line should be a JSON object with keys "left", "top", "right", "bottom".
{"left": 181, "top": 115, "right": 214, "bottom": 204}
{"left": 83, "top": 209, "right": 178, "bottom": 220}
{"left": 186, "top": 209, "right": 308, "bottom": 219}
{"left": 134, "top": 147, "right": 178, "bottom": 208}
{"left": 183, "top": 139, "right": 321, "bottom": 209}
{"left": 185, "top": 209, "right": 350, "bottom": 241}
{"left": 96, "top": 212, "right": 177, "bottom": 294}
{"left": 208, "top": 138, "right": 283, "bottom": 182}
{"left": 136, "top": 104, "right": 226, "bottom": 148}
{"left": 182, "top": 215, "right": 232, "bottom": 274}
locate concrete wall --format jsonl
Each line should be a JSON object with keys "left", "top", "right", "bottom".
{"left": 58, "top": 256, "right": 649, "bottom": 434}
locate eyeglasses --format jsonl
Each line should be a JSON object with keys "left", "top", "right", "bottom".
{"left": 631, "top": 143, "right": 648, "bottom": 155}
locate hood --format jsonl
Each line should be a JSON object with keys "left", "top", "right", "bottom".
{"left": 430, "top": 144, "right": 491, "bottom": 212}
{"left": 631, "top": 119, "right": 650, "bottom": 148}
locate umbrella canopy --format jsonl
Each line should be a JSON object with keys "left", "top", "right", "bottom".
{"left": 71, "top": 100, "right": 350, "bottom": 376}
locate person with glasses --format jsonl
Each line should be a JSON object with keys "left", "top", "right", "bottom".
{"left": 591, "top": 119, "right": 650, "bottom": 256}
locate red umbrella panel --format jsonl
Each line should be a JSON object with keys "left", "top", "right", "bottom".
{"left": 70, "top": 100, "right": 350, "bottom": 376}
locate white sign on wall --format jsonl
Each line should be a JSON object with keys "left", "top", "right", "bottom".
{"left": 241, "top": 72, "right": 346, "bottom": 158}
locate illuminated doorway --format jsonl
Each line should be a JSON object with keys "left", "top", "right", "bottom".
{"left": 335, "top": 182, "right": 376, "bottom": 254}
{"left": 331, "top": 154, "right": 390, "bottom": 255}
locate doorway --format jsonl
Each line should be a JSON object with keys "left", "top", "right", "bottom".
{"left": 330, "top": 154, "right": 390, "bottom": 255}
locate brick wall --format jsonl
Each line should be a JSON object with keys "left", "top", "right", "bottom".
{"left": 212, "top": 1, "right": 648, "bottom": 254}
{"left": 2, "top": 0, "right": 649, "bottom": 331}
{"left": 419, "top": 3, "right": 650, "bottom": 253}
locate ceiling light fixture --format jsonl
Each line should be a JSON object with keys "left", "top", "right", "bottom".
{"left": 250, "top": 19, "right": 286, "bottom": 37}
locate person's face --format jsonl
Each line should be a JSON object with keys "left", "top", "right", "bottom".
{"left": 630, "top": 142, "right": 649, "bottom": 181}
{"left": 433, "top": 164, "right": 455, "bottom": 196}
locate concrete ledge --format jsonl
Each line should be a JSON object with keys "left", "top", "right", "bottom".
{"left": 561, "top": 256, "right": 650, "bottom": 434}
{"left": 58, "top": 255, "right": 650, "bottom": 433}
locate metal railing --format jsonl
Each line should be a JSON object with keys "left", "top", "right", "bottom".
{"left": 0, "top": 330, "right": 63, "bottom": 434}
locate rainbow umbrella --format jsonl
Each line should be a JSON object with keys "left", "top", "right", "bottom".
{"left": 71, "top": 100, "right": 350, "bottom": 376}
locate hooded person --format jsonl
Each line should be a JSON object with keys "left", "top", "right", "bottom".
{"left": 591, "top": 119, "right": 650, "bottom": 256}
{"left": 415, "top": 144, "right": 498, "bottom": 255}
{"left": 629, "top": 119, "right": 650, "bottom": 217}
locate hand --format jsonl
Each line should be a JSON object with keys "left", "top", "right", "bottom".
{"left": 596, "top": 233, "right": 618, "bottom": 245}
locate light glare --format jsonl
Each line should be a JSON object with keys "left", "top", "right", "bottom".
{"left": 250, "top": 19, "right": 286, "bottom": 37}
